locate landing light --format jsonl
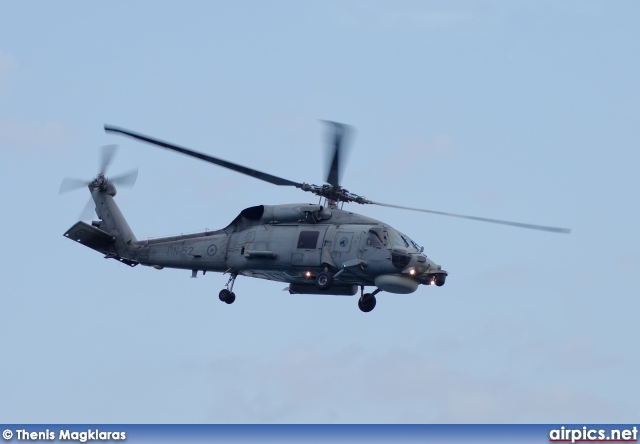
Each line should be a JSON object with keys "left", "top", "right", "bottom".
{"left": 409, "top": 269, "right": 416, "bottom": 276}
{"left": 305, "top": 271, "right": 312, "bottom": 278}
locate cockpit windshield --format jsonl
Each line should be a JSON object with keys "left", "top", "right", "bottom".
{"left": 405, "top": 235, "right": 423, "bottom": 252}
{"left": 387, "top": 227, "right": 422, "bottom": 252}
{"left": 386, "top": 227, "right": 409, "bottom": 248}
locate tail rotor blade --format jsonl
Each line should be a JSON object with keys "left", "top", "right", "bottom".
{"left": 110, "top": 168, "right": 138, "bottom": 188}
{"left": 78, "top": 197, "right": 96, "bottom": 221}
{"left": 59, "top": 177, "right": 90, "bottom": 194}
{"left": 99, "top": 144, "right": 118, "bottom": 175}
{"left": 61, "top": 144, "right": 133, "bottom": 221}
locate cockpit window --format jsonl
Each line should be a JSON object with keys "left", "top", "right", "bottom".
{"left": 391, "top": 230, "right": 422, "bottom": 252}
{"left": 366, "top": 228, "right": 387, "bottom": 247}
{"left": 403, "top": 235, "right": 422, "bottom": 252}
{"left": 386, "top": 228, "right": 409, "bottom": 248}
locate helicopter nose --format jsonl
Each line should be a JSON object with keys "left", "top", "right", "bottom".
{"left": 416, "top": 255, "right": 438, "bottom": 270}
{"left": 419, "top": 256, "right": 442, "bottom": 273}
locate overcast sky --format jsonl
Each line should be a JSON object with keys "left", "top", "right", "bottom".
{"left": 1, "top": 1, "right": 639, "bottom": 423}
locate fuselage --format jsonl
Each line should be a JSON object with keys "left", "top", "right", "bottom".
{"left": 126, "top": 204, "right": 448, "bottom": 294}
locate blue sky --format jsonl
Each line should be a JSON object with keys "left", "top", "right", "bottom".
{"left": 1, "top": 1, "right": 639, "bottom": 423}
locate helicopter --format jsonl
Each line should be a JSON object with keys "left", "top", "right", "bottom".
{"left": 61, "top": 122, "right": 570, "bottom": 312}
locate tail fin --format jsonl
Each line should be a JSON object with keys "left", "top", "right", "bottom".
{"left": 63, "top": 182, "right": 138, "bottom": 266}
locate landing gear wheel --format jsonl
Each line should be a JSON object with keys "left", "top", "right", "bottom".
{"left": 358, "top": 294, "right": 376, "bottom": 313}
{"left": 435, "top": 275, "right": 446, "bottom": 287}
{"left": 219, "top": 289, "right": 234, "bottom": 303}
{"left": 315, "top": 271, "right": 334, "bottom": 291}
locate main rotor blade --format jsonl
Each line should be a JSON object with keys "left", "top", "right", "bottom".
{"left": 59, "top": 177, "right": 90, "bottom": 194}
{"left": 109, "top": 168, "right": 138, "bottom": 188}
{"left": 324, "top": 121, "right": 350, "bottom": 187}
{"left": 100, "top": 144, "right": 118, "bottom": 176}
{"left": 104, "top": 125, "right": 303, "bottom": 188}
{"left": 78, "top": 197, "right": 96, "bottom": 221}
{"left": 369, "top": 201, "right": 571, "bottom": 234}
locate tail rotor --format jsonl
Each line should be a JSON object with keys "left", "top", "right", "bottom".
{"left": 59, "top": 145, "right": 138, "bottom": 220}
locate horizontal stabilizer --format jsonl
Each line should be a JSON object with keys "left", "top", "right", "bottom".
{"left": 64, "top": 221, "right": 115, "bottom": 253}
{"left": 63, "top": 222, "right": 138, "bottom": 267}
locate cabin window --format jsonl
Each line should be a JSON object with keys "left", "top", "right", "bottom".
{"left": 297, "top": 231, "right": 320, "bottom": 249}
{"left": 365, "top": 228, "right": 387, "bottom": 247}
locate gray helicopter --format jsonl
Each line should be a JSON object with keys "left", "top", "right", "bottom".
{"left": 61, "top": 122, "right": 570, "bottom": 312}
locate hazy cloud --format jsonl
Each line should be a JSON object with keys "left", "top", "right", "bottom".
{"left": 476, "top": 264, "right": 531, "bottom": 286}
{"left": 328, "top": 0, "right": 504, "bottom": 34}
{"left": 376, "top": 134, "right": 453, "bottom": 179}
{"left": 0, "top": 51, "right": 14, "bottom": 94}
{"left": 405, "top": 134, "right": 454, "bottom": 159}
{"left": 613, "top": 254, "right": 640, "bottom": 272}
{"left": 471, "top": 184, "right": 505, "bottom": 206}
{"left": 0, "top": 119, "right": 72, "bottom": 154}
{"left": 511, "top": 335, "right": 630, "bottom": 374}
{"left": 200, "top": 343, "right": 629, "bottom": 423}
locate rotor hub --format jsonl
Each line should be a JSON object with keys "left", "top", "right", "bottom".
{"left": 89, "top": 175, "right": 108, "bottom": 191}
{"left": 299, "top": 183, "right": 369, "bottom": 206}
